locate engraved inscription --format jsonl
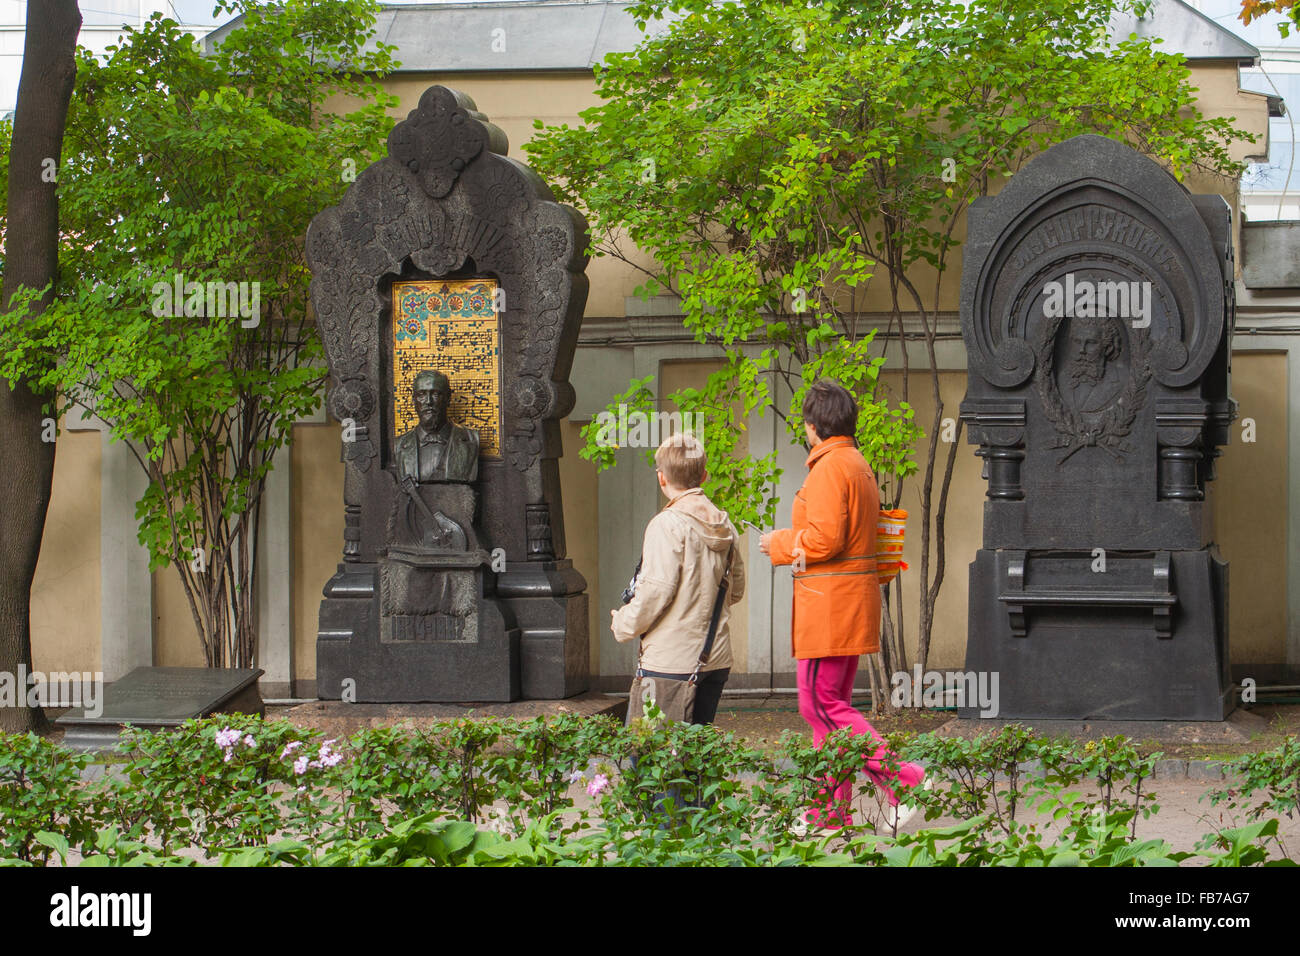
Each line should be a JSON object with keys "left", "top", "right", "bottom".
{"left": 382, "top": 614, "right": 468, "bottom": 643}
{"left": 1010, "top": 206, "right": 1177, "bottom": 273}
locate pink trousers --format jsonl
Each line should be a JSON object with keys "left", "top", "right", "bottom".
{"left": 797, "top": 655, "right": 926, "bottom": 826}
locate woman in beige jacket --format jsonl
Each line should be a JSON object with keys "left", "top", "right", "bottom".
{"left": 611, "top": 432, "right": 745, "bottom": 725}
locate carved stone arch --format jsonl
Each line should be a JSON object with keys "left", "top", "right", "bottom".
{"left": 307, "top": 82, "right": 590, "bottom": 553}
{"left": 961, "top": 136, "right": 1226, "bottom": 394}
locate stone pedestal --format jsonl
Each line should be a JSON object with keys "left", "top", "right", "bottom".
{"left": 318, "top": 556, "right": 520, "bottom": 703}
{"left": 964, "top": 549, "right": 1231, "bottom": 719}
{"left": 497, "top": 561, "right": 589, "bottom": 699}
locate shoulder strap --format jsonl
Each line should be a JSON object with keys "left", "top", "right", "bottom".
{"left": 691, "top": 541, "right": 735, "bottom": 682}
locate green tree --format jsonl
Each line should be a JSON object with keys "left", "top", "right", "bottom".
{"left": 526, "top": 0, "right": 1251, "bottom": 694}
{"left": 0, "top": 0, "right": 398, "bottom": 668}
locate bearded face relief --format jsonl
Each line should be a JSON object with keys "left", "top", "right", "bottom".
{"left": 1064, "top": 316, "right": 1125, "bottom": 414}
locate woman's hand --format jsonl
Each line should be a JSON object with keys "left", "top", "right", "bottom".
{"left": 610, "top": 607, "right": 619, "bottom": 635}
{"left": 759, "top": 532, "right": 773, "bottom": 555}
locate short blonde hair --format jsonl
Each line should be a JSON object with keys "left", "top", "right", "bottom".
{"left": 655, "top": 432, "right": 707, "bottom": 488}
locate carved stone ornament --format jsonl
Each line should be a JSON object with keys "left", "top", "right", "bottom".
{"left": 1033, "top": 316, "right": 1152, "bottom": 464}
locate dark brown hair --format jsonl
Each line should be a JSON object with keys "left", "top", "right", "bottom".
{"left": 802, "top": 379, "right": 858, "bottom": 441}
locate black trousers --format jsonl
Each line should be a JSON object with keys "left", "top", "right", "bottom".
{"left": 688, "top": 667, "right": 730, "bottom": 725}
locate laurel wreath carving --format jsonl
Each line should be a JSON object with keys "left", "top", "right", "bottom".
{"left": 1034, "top": 314, "right": 1151, "bottom": 465}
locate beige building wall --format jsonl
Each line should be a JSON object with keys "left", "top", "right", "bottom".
{"left": 152, "top": 563, "right": 207, "bottom": 668}
{"left": 291, "top": 421, "right": 346, "bottom": 687}
{"left": 1214, "top": 351, "right": 1288, "bottom": 670}
{"left": 558, "top": 419, "right": 601, "bottom": 671}
{"left": 27, "top": 58, "right": 1294, "bottom": 685}
{"left": 30, "top": 429, "right": 102, "bottom": 674}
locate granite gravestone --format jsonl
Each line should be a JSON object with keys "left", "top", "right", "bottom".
{"left": 959, "top": 135, "right": 1235, "bottom": 721}
{"left": 57, "top": 667, "right": 264, "bottom": 752}
{"left": 306, "top": 85, "right": 590, "bottom": 702}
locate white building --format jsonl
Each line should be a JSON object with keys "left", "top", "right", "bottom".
{"left": 0, "top": 0, "right": 216, "bottom": 116}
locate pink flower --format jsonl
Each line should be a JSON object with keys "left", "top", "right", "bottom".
{"left": 586, "top": 773, "right": 610, "bottom": 797}
{"left": 243, "top": 734, "right": 256, "bottom": 748}
{"left": 222, "top": 749, "right": 233, "bottom": 763}
{"left": 293, "top": 755, "right": 310, "bottom": 775}
{"left": 215, "top": 728, "right": 240, "bottom": 749}
{"left": 281, "top": 741, "right": 303, "bottom": 759}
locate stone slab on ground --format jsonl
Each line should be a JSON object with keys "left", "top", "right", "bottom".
{"left": 1154, "top": 758, "right": 1189, "bottom": 779}
{"left": 935, "top": 707, "right": 1269, "bottom": 744}
{"left": 56, "top": 666, "right": 265, "bottom": 753}
{"left": 278, "top": 692, "right": 626, "bottom": 736}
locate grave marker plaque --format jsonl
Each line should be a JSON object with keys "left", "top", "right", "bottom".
{"left": 306, "top": 86, "right": 590, "bottom": 702}
{"left": 56, "top": 666, "right": 264, "bottom": 752}
{"left": 959, "top": 135, "right": 1235, "bottom": 720}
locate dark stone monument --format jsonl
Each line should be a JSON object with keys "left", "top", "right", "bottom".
{"left": 959, "top": 135, "right": 1235, "bottom": 720}
{"left": 305, "top": 85, "right": 590, "bottom": 702}
{"left": 57, "top": 667, "right": 264, "bottom": 753}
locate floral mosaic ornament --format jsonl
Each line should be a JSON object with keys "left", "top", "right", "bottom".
{"left": 392, "top": 278, "right": 503, "bottom": 457}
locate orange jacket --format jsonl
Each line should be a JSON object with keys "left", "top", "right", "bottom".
{"left": 768, "top": 436, "right": 881, "bottom": 660}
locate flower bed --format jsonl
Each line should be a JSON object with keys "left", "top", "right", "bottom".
{"left": 0, "top": 712, "right": 1294, "bottom": 866}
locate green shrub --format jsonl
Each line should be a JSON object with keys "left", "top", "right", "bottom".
{"left": 0, "top": 714, "right": 1290, "bottom": 867}
{"left": 1206, "top": 738, "right": 1300, "bottom": 822}
{"left": 0, "top": 732, "right": 98, "bottom": 864}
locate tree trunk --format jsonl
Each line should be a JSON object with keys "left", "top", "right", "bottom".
{"left": 0, "top": 1, "right": 82, "bottom": 734}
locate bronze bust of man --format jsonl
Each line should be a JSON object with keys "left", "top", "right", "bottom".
{"left": 394, "top": 370, "right": 480, "bottom": 484}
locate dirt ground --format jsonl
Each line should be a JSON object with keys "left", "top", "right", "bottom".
{"left": 712, "top": 696, "right": 953, "bottom": 746}
{"left": 710, "top": 696, "right": 1300, "bottom": 760}
{"left": 708, "top": 696, "right": 1300, "bottom": 859}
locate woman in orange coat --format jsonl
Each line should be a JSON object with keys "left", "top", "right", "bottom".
{"left": 760, "top": 379, "right": 926, "bottom": 828}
